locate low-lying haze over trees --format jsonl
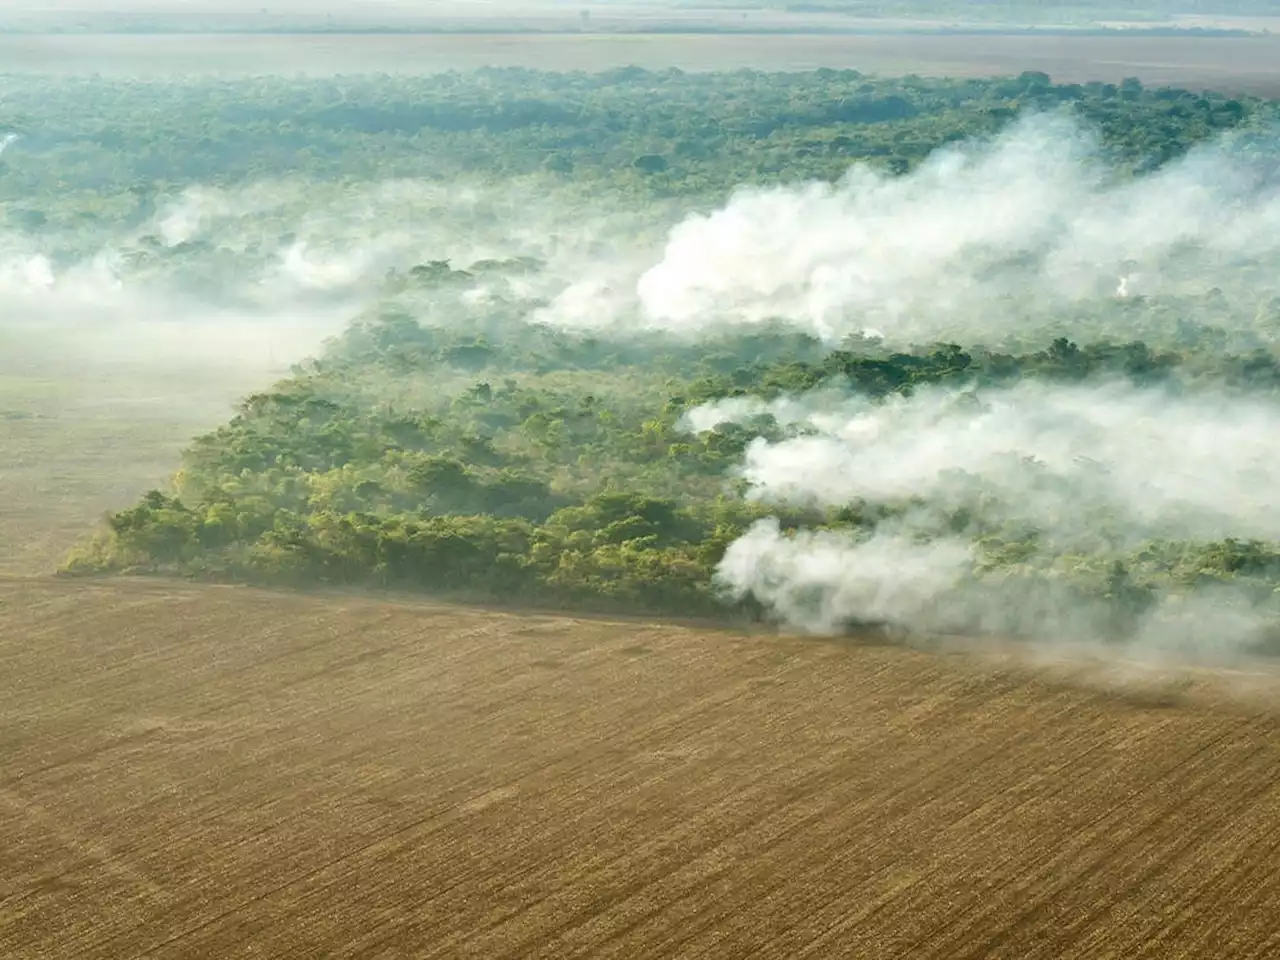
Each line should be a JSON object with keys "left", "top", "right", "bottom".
{"left": 6, "top": 65, "right": 1280, "bottom": 659}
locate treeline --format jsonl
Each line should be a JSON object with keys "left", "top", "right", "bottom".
{"left": 3, "top": 68, "right": 1273, "bottom": 233}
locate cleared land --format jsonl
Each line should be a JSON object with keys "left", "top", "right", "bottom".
{"left": 2, "top": 32, "right": 1279, "bottom": 95}
{"left": 4, "top": 575, "right": 1280, "bottom": 958}
{"left": 0, "top": 345, "right": 294, "bottom": 576}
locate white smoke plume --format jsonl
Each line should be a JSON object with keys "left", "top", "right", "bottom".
{"left": 693, "top": 380, "right": 1280, "bottom": 657}
{"left": 630, "top": 112, "right": 1280, "bottom": 659}
{"left": 708, "top": 381, "right": 1280, "bottom": 542}
{"left": 718, "top": 519, "right": 973, "bottom": 635}
{"left": 553, "top": 111, "right": 1280, "bottom": 344}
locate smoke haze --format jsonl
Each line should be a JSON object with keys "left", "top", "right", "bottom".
{"left": 530, "top": 113, "right": 1280, "bottom": 347}
{"left": 12, "top": 111, "right": 1276, "bottom": 369}
{"left": 690, "top": 381, "right": 1280, "bottom": 543}
{"left": 634, "top": 113, "right": 1280, "bottom": 659}
{"left": 1, "top": 175, "right": 677, "bottom": 367}
{"left": 692, "top": 380, "right": 1280, "bottom": 656}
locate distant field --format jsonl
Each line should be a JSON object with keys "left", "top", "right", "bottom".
{"left": 4, "top": 576, "right": 1280, "bottom": 958}
{"left": 2, "top": 32, "right": 1280, "bottom": 94}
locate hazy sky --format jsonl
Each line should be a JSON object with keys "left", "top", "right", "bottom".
{"left": 0, "top": 0, "right": 589, "bottom": 11}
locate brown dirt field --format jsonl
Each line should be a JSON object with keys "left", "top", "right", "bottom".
{"left": 5, "top": 575, "right": 1280, "bottom": 958}
{"left": 5, "top": 32, "right": 1280, "bottom": 96}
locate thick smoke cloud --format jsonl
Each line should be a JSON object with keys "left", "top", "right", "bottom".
{"left": 692, "top": 380, "right": 1280, "bottom": 657}
{"left": 612, "top": 111, "right": 1280, "bottom": 660}
{"left": 717, "top": 518, "right": 973, "bottom": 635}
{"left": 690, "top": 381, "right": 1280, "bottom": 543}
{"left": 612, "top": 113, "right": 1280, "bottom": 343}
{"left": 718, "top": 517, "right": 1277, "bottom": 663}
{"left": 24, "top": 108, "right": 1271, "bottom": 367}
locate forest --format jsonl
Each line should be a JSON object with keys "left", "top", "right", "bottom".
{"left": 10, "top": 67, "right": 1280, "bottom": 652}
{"left": 1, "top": 67, "right": 1265, "bottom": 223}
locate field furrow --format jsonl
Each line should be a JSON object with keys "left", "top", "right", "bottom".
{"left": 4, "top": 578, "right": 1280, "bottom": 957}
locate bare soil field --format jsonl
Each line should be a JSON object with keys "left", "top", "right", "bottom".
{"left": 4, "top": 575, "right": 1280, "bottom": 958}
{"left": 3, "top": 32, "right": 1280, "bottom": 95}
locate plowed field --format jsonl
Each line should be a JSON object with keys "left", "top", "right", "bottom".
{"left": 4, "top": 576, "right": 1280, "bottom": 958}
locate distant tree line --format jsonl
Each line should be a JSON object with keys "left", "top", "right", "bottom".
{"left": 2, "top": 67, "right": 1272, "bottom": 236}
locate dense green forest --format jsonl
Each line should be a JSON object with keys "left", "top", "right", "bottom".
{"left": 19, "top": 67, "right": 1280, "bottom": 649}
{"left": 68, "top": 294, "right": 1280, "bottom": 634}
{"left": 2, "top": 67, "right": 1270, "bottom": 234}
